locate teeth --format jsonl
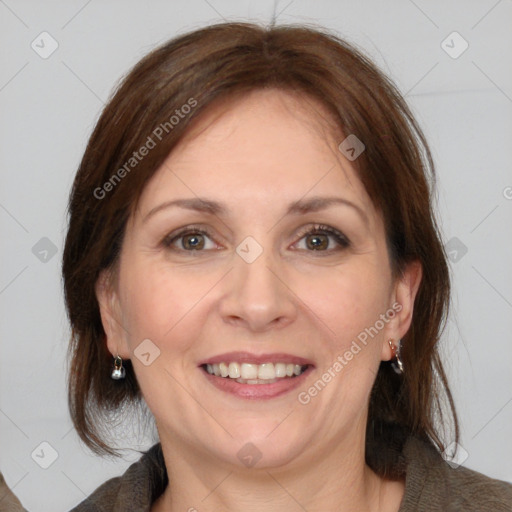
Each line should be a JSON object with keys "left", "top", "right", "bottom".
{"left": 236, "top": 377, "right": 278, "bottom": 384}
{"left": 258, "top": 363, "right": 275, "bottom": 379}
{"left": 240, "top": 363, "right": 258, "bottom": 379}
{"left": 275, "top": 363, "right": 286, "bottom": 378}
{"left": 204, "top": 361, "right": 308, "bottom": 381}
{"left": 228, "top": 362, "right": 240, "bottom": 379}
{"left": 219, "top": 362, "right": 229, "bottom": 377}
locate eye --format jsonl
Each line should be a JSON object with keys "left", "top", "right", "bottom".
{"left": 293, "top": 224, "right": 350, "bottom": 252}
{"left": 163, "top": 226, "right": 218, "bottom": 251}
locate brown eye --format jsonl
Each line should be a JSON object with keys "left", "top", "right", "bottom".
{"left": 163, "top": 227, "right": 217, "bottom": 252}
{"left": 181, "top": 233, "right": 205, "bottom": 250}
{"left": 294, "top": 224, "right": 350, "bottom": 253}
{"left": 306, "top": 233, "right": 329, "bottom": 250}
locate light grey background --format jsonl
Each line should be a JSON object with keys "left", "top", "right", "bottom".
{"left": 1, "top": 1, "right": 511, "bottom": 510}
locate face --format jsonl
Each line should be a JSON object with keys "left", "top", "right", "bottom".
{"left": 98, "top": 89, "right": 420, "bottom": 471}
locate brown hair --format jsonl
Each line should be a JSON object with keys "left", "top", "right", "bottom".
{"left": 63, "top": 21, "right": 458, "bottom": 474}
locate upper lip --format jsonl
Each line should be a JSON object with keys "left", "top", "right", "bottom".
{"left": 199, "top": 351, "right": 315, "bottom": 367}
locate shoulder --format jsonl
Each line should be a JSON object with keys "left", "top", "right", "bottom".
{"left": 400, "top": 435, "right": 512, "bottom": 512}
{"left": 70, "top": 444, "right": 167, "bottom": 512}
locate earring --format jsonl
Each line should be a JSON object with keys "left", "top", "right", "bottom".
{"left": 388, "top": 339, "right": 404, "bottom": 374}
{"left": 111, "top": 355, "right": 126, "bottom": 380}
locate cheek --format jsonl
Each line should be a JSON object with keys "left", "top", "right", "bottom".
{"left": 118, "top": 259, "right": 214, "bottom": 347}
{"left": 296, "top": 266, "right": 391, "bottom": 421}
{"left": 299, "top": 263, "right": 390, "bottom": 348}
{"left": 116, "top": 260, "right": 213, "bottom": 413}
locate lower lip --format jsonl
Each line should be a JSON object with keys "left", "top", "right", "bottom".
{"left": 201, "top": 366, "right": 313, "bottom": 400}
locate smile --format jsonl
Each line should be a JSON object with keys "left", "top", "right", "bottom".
{"left": 203, "top": 362, "right": 309, "bottom": 384}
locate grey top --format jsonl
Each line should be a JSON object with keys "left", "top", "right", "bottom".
{"left": 69, "top": 435, "right": 512, "bottom": 511}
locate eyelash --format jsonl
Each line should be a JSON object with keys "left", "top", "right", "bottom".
{"left": 294, "top": 224, "right": 351, "bottom": 252}
{"left": 162, "top": 224, "right": 351, "bottom": 254}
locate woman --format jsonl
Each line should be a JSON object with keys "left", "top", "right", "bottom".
{"left": 63, "top": 22, "right": 512, "bottom": 511}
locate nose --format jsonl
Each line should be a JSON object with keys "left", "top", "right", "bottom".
{"left": 218, "top": 247, "right": 297, "bottom": 332}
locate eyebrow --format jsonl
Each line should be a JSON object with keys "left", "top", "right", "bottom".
{"left": 143, "top": 196, "right": 368, "bottom": 225}
{"left": 287, "top": 196, "right": 368, "bottom": 225}
{"left": 143, "top": 198, "right": 224, "bottom": 223}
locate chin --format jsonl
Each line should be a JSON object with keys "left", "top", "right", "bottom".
{"left": 211, "top": 420, "right": 313, "bottom": 470}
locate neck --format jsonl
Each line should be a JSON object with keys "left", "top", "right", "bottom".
{"left": 153, "top": 427, "right": 390, "bottom": 512}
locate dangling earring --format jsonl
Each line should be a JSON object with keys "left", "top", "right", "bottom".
{"left": 388, "top": 339, "right": 404, "bottom": 374}
{"left": 111, "top": 355, "right": 126, "bottom": 380}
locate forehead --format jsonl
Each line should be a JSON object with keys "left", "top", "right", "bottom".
{"left": 135, "top": 89, "right": 376, "bottom": 222}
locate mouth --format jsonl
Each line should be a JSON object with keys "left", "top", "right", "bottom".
{"left": 201, "top": 362, "right": 309, "bottom": 383}
{"left": 199, "top": 352, "right": 314, "bottom": 400}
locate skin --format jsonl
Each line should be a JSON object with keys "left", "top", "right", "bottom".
{"left": 97, "top": 89, "right": 422, "bottom": 512}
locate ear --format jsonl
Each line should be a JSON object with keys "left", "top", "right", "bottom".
{"left": 95, "top": 269, "right": 131, "bottom": 359}
{"left": 381, "top": 260, "right": 422, "bottom": 361}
